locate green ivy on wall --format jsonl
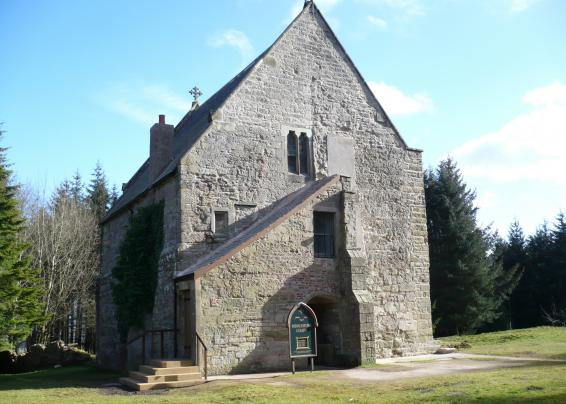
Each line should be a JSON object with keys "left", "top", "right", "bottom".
{"left": 111, "top": 201, "right": 164, "bottom": 343}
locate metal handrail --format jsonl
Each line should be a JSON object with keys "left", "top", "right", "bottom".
{"left": 196, "top": 332, "right": 208, "bottom": 381}
{"left": 127, "top": 328, "right": 178, "bottom": 364}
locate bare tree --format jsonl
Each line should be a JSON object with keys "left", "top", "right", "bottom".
{"left": 21, "top": 187, "right": 99, "bottom": 348}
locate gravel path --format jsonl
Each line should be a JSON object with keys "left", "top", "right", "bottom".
{"left": 208, "top": 353, "right": 564, "bottom": 384}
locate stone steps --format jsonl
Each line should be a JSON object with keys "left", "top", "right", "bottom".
{"left": 119, "top": 377, "right": 203, "bottom": 391}
{"left": 149, "top": 359, "right": 194, "bottom": 368}
{"left": 120, "top": 359, "right": 204, "bottom": 391}
{"left": 130, "top": 370, "right": 202, "bottom": 383}
{"left": 139, "top": 365, "right": 201, "bottom": 375}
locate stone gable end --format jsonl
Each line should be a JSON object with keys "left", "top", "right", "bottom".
{"left": 97, "top": 2, "right": 434, "bottom": 374}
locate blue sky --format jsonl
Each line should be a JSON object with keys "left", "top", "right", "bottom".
{"left": 1, "top": 0, "right": 565, "bottom": 236}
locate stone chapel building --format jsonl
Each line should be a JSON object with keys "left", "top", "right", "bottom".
{"left": 97, "top": 1, "right": 435, "bottom": 375}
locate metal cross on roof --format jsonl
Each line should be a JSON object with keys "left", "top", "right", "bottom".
{"left": 189, "top": 86, "right": 203, "bottom": 102}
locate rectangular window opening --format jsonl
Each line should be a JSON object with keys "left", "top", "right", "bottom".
{"left": 299, "top": 132, "right": 309, "bottom": 175}
{"left": 287, "top": 131, "right": 298, "bottom": 174}
{"left": 214, "top": 211, "right": 229, "bottom": 235}
{"left": 313, "top": 212, "right": 335, "bottom": 258}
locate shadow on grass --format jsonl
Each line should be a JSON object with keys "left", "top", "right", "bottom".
{"left": 0, "top": 363, "right": 118, "bottom": 391}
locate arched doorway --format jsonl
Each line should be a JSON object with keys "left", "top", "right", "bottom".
{"left": 307, "top": 295, "right": 341, "bottom": 366}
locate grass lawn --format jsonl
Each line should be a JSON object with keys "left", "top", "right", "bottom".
{"left": 439, "top": 326, "right": 566, "bottom": 360}
{"left": 1, "top": 327, "right": 565, "bottom": 403}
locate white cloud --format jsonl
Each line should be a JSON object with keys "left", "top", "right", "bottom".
{"left": 96, "top": 83, "right": 190, "bottom": 126}
{"left": 476, "top": 191, "right": 498, "bottom": 210}
{"left": 368, "top": 81, "right": 434, "bottom": 115}
{"left": 508, "top": 0, "right": 539, "bottom": 13}
{"left": 367, "top": 15, "right": 388, "bottom": 29}
{"left": 453, "top": 82, "right": 566, "bottom": 184}
{"left": 105, "top": 99, "right": 155, "bottom": 126}
{"left": 208, "top": 29, "right": 254, "bottom": 66}
{"left": 523, "top": 81, "right": 566, "bottom": 107}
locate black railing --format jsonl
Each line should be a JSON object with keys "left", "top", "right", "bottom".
{"left": 196, "top": 332, "right": 208, "bottom": 381}
{"left": 127, "top": 328, "right": 178, "bottom": 365}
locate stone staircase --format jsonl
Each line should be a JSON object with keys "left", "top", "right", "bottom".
{"left": 120, "top": 359, "right": 204, "bottom": 391}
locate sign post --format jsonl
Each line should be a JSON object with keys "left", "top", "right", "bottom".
{"left": 287, "top": 302, "right": 318, "bottom": 374}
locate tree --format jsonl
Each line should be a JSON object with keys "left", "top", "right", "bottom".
{"left": 24, "top": 184, "right": 99, "bottom": 347}
{"left": 52, "top": 179, "right": 71, "bottom": 210}
{"left": 70, "top": 171, "right": 84, "bottom": 202}
{"left": 87, "top": 162, "right": 110, "bottom": 221}
{"left": 543, "top": 213, "right": 566, "bottom": 325}
{"left": 513, "top": 224, "right": 553, "bottom": 328}
{"left": 0, "top": 131, "right": 45, "bottom": 350}
{"left": 109, "top": 184, "right": 119, "bottom": 208}
{"left": 484, "top": 223, "right": 524, "bottom": 331}
{"left": 424, "top": 159, "right": 499, "bottom": 336}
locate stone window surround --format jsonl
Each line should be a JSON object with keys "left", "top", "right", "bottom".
{"left": 211, "top": 207, "right": 233, "bottom": 236}
{"left": 281, "top": 125, "right": 313, "bottom": 178}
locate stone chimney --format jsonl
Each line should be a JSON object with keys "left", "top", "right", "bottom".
{"left": 149, "top": 114, "right": 174, "bottom": 182}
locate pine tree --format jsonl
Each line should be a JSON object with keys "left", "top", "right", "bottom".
{"left": 487, "top": 223, "right": 524, "bottom": 330}
{"left": 70, "top": 171, "right": 84, "bottom": 202}
{"left": 0, "top": 132, "right": 45, "bottom": 350}
{"left": 424, "top": 159, "right": 499, "bottom": 336}
{"left": 546, "top": 213, "right": 566, "bottom": 324}
{"left": 512, "top": 223, "right": 552, "bottom": 328}
{"left": 52, "top": 179, "right": 71, "bottom": 209}
{"left": 109, "top": 184, "right": 119, "bottom": 208}
{"left": 87, "top": 162, "right": 110, "bottom": 221}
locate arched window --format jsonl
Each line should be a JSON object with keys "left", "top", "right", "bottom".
{"left": 287, "top": 131, "right": 298, "bottom": 174}
{"left": 287, "top": 130, "right": 310, "bottom": 176}
{"left": 299, "top": 132, "right": 309, "bottom": 175}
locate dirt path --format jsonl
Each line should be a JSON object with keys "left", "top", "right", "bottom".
{"left": 106, "top": 353, "right": 565, "bottom": 395}
{"left": 208, "top": 353, "right": 564, "bottom": 385}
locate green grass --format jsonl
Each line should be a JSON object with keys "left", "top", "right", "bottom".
{"left": 439, "top": 326, "right": 566, "bottom": 360}
{"left": 1, "top": 362, "right": 566, "bottom": 403}
{"left": 1, "top": 327, "right": 565, "bottom": 403}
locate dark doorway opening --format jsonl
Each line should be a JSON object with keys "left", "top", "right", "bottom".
{"left": 308, "top": 295, "right": 341, "bottom": 366}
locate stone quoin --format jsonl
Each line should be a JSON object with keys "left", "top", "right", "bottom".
{"left": 96, "top": 1, "right": 436, "bottom": 375}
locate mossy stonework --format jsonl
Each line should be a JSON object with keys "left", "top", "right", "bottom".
{"left": 97, "top": 2, "right": 435, "bottom": 374}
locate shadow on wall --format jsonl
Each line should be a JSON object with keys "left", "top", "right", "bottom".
{"left": 226, "top": 265, "right": 361, "bottom": 375}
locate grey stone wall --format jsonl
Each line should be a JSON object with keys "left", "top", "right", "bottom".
{"left": 98, "top": 3, "right": 434, "bottom": 373}
{"left": 177, "top": 3, "right": 434, "bottom": 369}
{"left": 198, "top": 184, "right": 355, "bottom": 375}
{"left": 97, "top": 177, "right": 180, "bottom": 370}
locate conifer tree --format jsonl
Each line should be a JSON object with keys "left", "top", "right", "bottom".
{"left": 109, "top": 184, "right": 119, "bottom": 208}
{"left": 517, "top": 224, "right": 553, "bottom": 327}
{"left": 52, "top": 179, "right": 71, "bottom": 208}
{"left": 487, "top": 223, "right": 524, "bottom": 330}
{"left": 424, "top": 159, "right": 499, "bottom": 336}
{"left": 0, "top": 132, "right": 44, "bottom": 350}
{"left": 545, "top": 213, "right": 566, "bottom": 324}
{"left": 87, "top": 162, "right": 109, "bottom": 221}
{"left": 70, "top": 171, "right": 84, "bottom": 202}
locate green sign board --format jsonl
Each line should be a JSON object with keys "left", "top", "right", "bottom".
{"left": 287, "top": 303, "right": 318, "bottom": 358}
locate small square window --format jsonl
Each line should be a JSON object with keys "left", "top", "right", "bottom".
{"left": 214, "top": 211, "right": 229, "bottom": 235}
{"left": 313, "top": 212, "right": 335, "bottom": 258}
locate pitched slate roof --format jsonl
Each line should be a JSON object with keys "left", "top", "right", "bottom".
{"left": 102, "top": 50, "right": 268, "bottom": 222}
{"left": 175, "top": 175, "right": 340, "bottom": 280}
